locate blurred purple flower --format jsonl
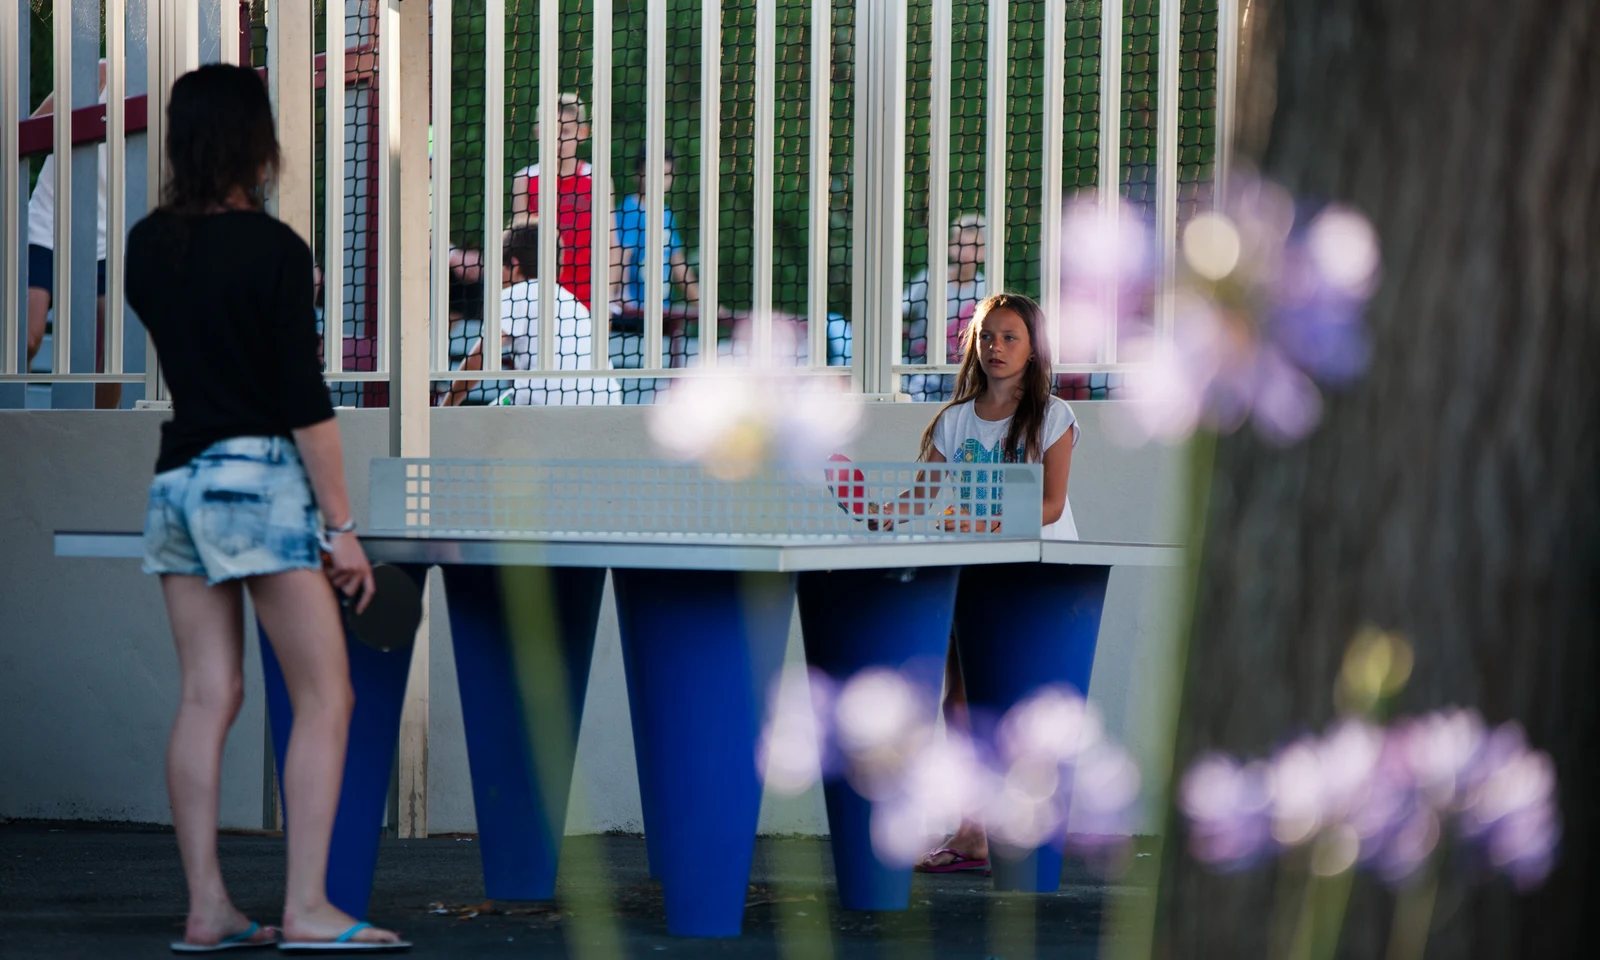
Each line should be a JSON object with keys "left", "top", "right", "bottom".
{"left": 1180, "top": 753, "right": 1275, "bottom": 870}
{"left": 1456, "top": 722, "right": 1561, "bottom": 891}
{"left": 757, "top": 677, "right": 1142, "bottom": 865}
{"left": 1120, "top": 174, "right": 1380, "bottom": 445}
{"left": 1179, "top": 709, "right": 1559, "bottom": 890}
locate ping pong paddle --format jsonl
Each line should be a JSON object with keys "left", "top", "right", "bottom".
{"left": 336, "top": 563, "right": 424, "bottom": 652}
{"left": 826, "top": 453, "right": 869, "bottom": 517}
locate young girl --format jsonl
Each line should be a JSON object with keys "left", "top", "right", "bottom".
{"left": 912, "top": 292, "right": 1079, "bottom": 873}
{"left": 126, "top": 65, "right": 404, "bottom": 950}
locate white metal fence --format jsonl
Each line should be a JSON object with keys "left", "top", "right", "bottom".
{"left": 1, "top": 0, "right": 1237, "bottom": 407}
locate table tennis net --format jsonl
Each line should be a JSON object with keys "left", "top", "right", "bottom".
{"left": 368, "top": 459, "right": 1043, "bottom": 540}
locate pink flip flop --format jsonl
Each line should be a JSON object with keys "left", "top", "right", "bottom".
{"left": 914, "top": 847, "right": 990, "bottom": 874}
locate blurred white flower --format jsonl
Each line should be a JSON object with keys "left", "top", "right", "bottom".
{"left": 758, "top": 666, "right": 835, "bottom": 796}
{"left": 650, "top": 366, "right": 862, "bottom": 480}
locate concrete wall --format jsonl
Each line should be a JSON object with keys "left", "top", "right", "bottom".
{"left": 0, "top": 404, "right": 1186, "bottom": 834}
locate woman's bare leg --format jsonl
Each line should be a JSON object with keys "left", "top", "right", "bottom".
{"left": 248, "top": 569, "right": 399, "bottom": 945}
{"left": 161, "top": 574, "right": 276, "bottom": 946}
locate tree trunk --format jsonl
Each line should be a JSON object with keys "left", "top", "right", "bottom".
{"left": 1156, "top": 0, "right": 1600, "bottom": 956}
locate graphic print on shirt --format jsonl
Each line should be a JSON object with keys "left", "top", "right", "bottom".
{"left": 950, "top": 437, "right": 1021, "bottom": 518}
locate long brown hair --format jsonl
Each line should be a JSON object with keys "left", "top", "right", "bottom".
{"left": 917, "top": 293, "right": 1055, "bottom": 463}
{"left": 161, "top": 64, "right": 279, "bottom": 214}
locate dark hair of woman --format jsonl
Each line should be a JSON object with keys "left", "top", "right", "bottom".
{"left": 161, "top": 64, "right": 280, "bottom": 214}
{"left": 917, "top": 292, "right": 1055, "bottom": 463}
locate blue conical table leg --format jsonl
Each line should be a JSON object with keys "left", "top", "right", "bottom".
{"left": 440, "top": 564, "right": 605, "bottom": 900}
{"left": 612, "top": 569, "right": 793, "bottom": 937}
{"left": 796, "top": 567, "right": 959, "bottom": 911}
{"left": 259, "top": 563, "right": 428, "bottom": 920}
{"left": 953, "top": 561, "right": 1110, "bottom": 893}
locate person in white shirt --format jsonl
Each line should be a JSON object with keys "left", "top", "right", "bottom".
{"left": 901, "top": 213, "right": 988, "bottom": 403}
{"left": 26, "top": 61, "right": 119, "bottom": 408}
{"left": 871, "top": 293, "right": 1078, "bottom": 874}
{"left": 443, "top": 223, "right": 619, "bottom": 406}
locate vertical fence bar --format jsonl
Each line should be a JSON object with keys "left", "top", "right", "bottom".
{"left": 106, "top": 0, "right": 126, "bottom": 375}
{"left": 751, "top": 0, "right": 775, "bottom": 363}
{"left": 481, "top": 0, "right": 503, "bottom": 372}
{"left": 220, "top": 0, "right": 239, "bottom": 65}
{"left": 378, "top": 0, "right": 400, "bottom": 374}
{"left": 1215, "top": 0, "right": 1236, "bottom": 210}
{"left": 806, "top": 0, "right": 829, "bottom": 368}
{"left": 1, "top": 0, "right": 18, "bottom": 376}
{"left": 926, "top": 0, "right": 951, "bottom": 368}
{"left": 982, "top": 0, "right": 1004, "bottom": 297}
{"left": 431, "top": 0, "right": 451, "bottom": 371}
{"left": 536, "top": 0, "right": 557, "bottom": 371}
{"left": 881, "top": 0, "right": 905, "bottom": 391}
{"left": 642, "top": 0, "right": 665, "bottom": 369}
{"left": 326, "top": 0, "right": 346, "bottom": 375}
{"left": 145, "top": 0, "right": 164, "bottom": 400}
{"left": 1098, "top": 0, "right": 1121, "bottom": 363}
{"left": 592, "top": 0, "right": 612, "bottom": 366}
{"left": 1040, "top": 0, "right": 1064, "bottom": 361}
{"left": 849, "top": 0, "right": 866, "bottom": 391}
{"left": 51, "top": 0, "right": 73, "bottom": 378}
{"left": 698, "top": 0, "right": 719, "bottom": 367}
{"left": 1153, "top": 0, "right": 1178, "bottom": 345}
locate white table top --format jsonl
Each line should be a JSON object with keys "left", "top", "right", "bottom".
{"left": 55, "top": 531, "right": 1184, "bottom": 573}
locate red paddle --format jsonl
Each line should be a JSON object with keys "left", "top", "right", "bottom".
{"left": 826, "top": 453, "right": 868, "bottom": 517}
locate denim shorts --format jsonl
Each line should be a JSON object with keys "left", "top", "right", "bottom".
{"left": 142, "top": 436, "right": 324, "bottom": 585}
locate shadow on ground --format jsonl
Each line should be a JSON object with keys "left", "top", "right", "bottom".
{"left": 0, "top": 821, "right": 1144, "bottom": 958}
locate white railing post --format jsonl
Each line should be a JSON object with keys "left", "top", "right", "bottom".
{"left": 1098, "top": 0, "right": 1122, "bottom": 364}
{"left": 106, "top": 0, "right": 127, "bottom": 376}
{"left": 1, "top": 0, "right": 19, "bottom": 378}
{"left": 855, "top": 0, "right": 905, "bottom": 397}
{"left": 536, "top": 0, "right": 558, "bottom": 372}
{"left": 481, "top": 0, "right": 504, "bottom": 373}
{"left": 1154, "top": 0, "right": 1179, "bottom": 345}
{"left": 927, "top": 0, "right": 951, "bottom": 368}
{"left": 220, "top": 0, "right": 240, "bottom": 65}
{"left": 326, "top": 0, "right": 347, "bottom": 377}
{"left": 592, "top": 0, "right": 613, "bottom": 366}
{"left": 751, "top": 0, "right": 775, "bottom": 363}
{"left": 698, "top": 0, "right": 719, "bottom": 367}
{"left": 51, "top": 0, "right": 73, "bottom": 379}
{"left": 983, "top": 0, "right": 1005, "bottom": 297}
{"left": 806, "top": 0, "right": 830, "bottom": 369}
{"left": 1216, "top": 0, "right": 1237, "bottom": 210}
{"left": 643, "top": 0, "right": 666, "bottom": 370}
{"left": 391, "top": 0, "right": 432, "bottom": 839}
{"left": 1041, "top": 0, "right": 1065, "bottom": 362}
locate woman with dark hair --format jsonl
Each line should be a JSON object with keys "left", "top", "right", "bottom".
{"left": 126, "top": 64, "right": 405, "bottom": 952}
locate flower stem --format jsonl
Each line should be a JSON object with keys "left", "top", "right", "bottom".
{"left": 1384, "top": 870, "right": 1438, "bottom": 960}
{"left": 1287, "top": 867, "right": 1354, "bottom": 960}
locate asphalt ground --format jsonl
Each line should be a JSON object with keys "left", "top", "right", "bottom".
{"left": 0, "top": 821, "right": 1146, "bottom": 959}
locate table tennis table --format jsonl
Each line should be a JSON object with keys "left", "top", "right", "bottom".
{"left": 56, "top": 458, "right": 1180, "bottom": 937}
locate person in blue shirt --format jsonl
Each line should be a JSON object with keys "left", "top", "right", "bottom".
{"left": 615, "top": 145, "right": 700, "bottom": 315}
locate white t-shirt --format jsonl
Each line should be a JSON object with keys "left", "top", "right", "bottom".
{"left": 28, "top": 86, "right": 111, "bottom": 261}
{"left": 930, "top": 395, "right": 1080, "bottom": 540}
{"left": 496, "top": 279, "right": 620, "bottom": 405}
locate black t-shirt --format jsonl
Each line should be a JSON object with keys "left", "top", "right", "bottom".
{"left": 127, "top": 210, "right": 335, "bottom": 473}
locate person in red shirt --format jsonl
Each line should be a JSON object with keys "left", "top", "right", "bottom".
{"left": 509, "top": 93, "right": 619, "bottom": 314}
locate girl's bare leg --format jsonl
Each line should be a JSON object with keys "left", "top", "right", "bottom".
{"left": 161, "top": 574, "right": 277, "bottom": 947}
{"left": 921, "top": 637, "right": 989, "bottom": 868}
{"left": 248, "top": 569, "right": 400, "bottom": 945}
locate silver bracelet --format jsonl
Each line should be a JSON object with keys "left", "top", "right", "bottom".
{"left": 324, "top": 518, "right": 358, "bottom": 539}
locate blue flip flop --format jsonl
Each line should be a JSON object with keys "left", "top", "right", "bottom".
{"left": 277, "top": 922, "right": 412, "bottom": 953}
{"left": 171, "top": 921, "right": 277, "bottom": 952}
